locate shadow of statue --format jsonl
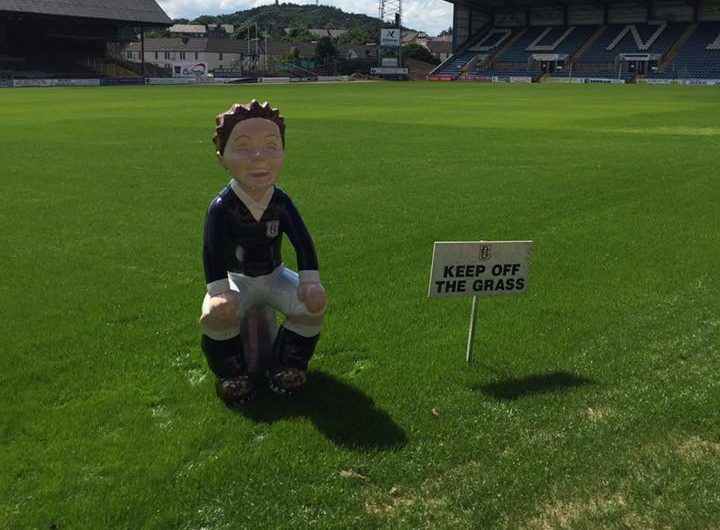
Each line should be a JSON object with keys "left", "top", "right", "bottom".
{"left": 473, "top": 370, "right": 594, "bottom": 400}
{"left": 238, "top": 371, "right": 408, "bottom": 451}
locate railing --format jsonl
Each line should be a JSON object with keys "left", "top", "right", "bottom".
{"left": 275, "top": 62, "right": 319, "bottom": 78}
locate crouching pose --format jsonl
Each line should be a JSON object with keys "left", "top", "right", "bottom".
{"left": 200, "top": 101, "right": 327, "bottom": 407}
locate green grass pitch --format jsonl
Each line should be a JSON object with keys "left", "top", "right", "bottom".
{"left": 1, "top": 82, "right": 719, "bottom": 529}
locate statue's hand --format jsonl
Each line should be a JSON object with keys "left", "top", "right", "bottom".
{"left": 200, "top": 291, "right": 242, "bottom": 330}
{"left": 297, "top": 282, "right": 327, "bottom": 314}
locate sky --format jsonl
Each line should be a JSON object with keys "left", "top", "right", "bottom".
{"left": 157, "top": 0, "right": 453, "bottom": 36}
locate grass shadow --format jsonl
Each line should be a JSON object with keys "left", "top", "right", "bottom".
{"left": 239, "top": 371, "right": 408, "bottom": 451}
{"left": 473, "top": 370, "right": 594, "bottom": 401}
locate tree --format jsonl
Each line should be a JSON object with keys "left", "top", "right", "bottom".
{"left": 285, "top": 46, "right": 302, "bottom": 64}
{"left": 315, "top": 36, "right": 336, "bottom": 62}
{"left": 190, "top": 5, "right": 385, "bottom": 43}
{"left": 402, "top": 43, "right": 439, "bottom": 64}
{"left": 233, "top": 25, "right": 261, "bottom": 40}
{"left": 284, "top": 27, "right": 315, "bottom": 42}
{"left": 339, "top": 27, "right": 373, "bottom": 46}
{"left": 147, "top": 28, "right": 170, "bottom": 38}
{"left": 193, "top": 15, "right": 219, "bottom": 25}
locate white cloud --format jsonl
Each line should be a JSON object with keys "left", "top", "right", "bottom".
{"left": 402, "top": 0, "right": 453, "bottom": 35}
{"left": 157, "top": 0, "right": 452, "bottom": 35}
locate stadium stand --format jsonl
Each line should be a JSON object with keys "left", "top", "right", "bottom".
{"left": 432, "top": 50, "right": 479, "bottom": 77}
{"left": 432, "top": 0, "right": 720, "bottom": 84}
{"left": 544, "top": 22, "right": 689, "bottom": 80}
{"left": 0, "top": 0, "right": 171, "bottom": 81}
{"left": 576, "top": 23, "right": 688, "bottom": 63}
{"left": 468, "top": 27, "right": 520, "bottom": 53}
{"left": 430, "top": 26, "right": 522, "bottom": 78}
{"left": 493, "top": 25, "right": 599, "bottom": 69}
{"left": 650, "top": 22, "right": 720, "bottom": 79}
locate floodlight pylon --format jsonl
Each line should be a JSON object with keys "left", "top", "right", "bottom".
{"left": 379, "top": 0, "right": 402, "bottom": 26}
{"left": 378, "top": 0, "right": 402, "bottom": 69}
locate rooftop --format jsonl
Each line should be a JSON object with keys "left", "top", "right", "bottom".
{"left": 0, "top": 0, "right": 171, "bottom": 24}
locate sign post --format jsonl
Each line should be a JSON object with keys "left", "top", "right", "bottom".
{"left": 428, "top": 241, "right": 533, "bottom": 364}
{"left": 466, "top": 296, "right": 479, "bottom": 363}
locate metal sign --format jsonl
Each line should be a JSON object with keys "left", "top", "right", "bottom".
{"left": 172, "top": 62, "right": 208, "bottom": 78}
{"left": 428, "top": 241, "right": 533, "bottom": 298}
{"left": 428, "top": 241, "right": 534, "bottom": 363}
{"left": 381, "top": 28, "right": 400, "bottom": 47}
{"left": 370, "top": 67, "right": 408, "bottom": 75}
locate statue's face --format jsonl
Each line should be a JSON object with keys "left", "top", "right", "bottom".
{"left": 220, "top": 118, "right": 284, "bottom": 197}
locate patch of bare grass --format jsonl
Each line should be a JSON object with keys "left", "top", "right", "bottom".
{"left": 525, "top": 495, "right": 631, "bottom": 530}
{"left": 362, "top": 462, "right": 485, "bottom": 528}
{"left": 676, "top": 436, "right": 720, "bottom": 462}
{"left": 585, "top": 406, "right": 613, "bottom": 423}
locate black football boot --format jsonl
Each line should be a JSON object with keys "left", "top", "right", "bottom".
{"left": 201, "top": 334, "right": 255, "bottom": 406}
{"left": 267, "top": 326, "right": 319, "bottom": 395}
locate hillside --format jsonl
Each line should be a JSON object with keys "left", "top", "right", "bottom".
{"left": 189, "top": 3, "right": 384, "bottom": 37}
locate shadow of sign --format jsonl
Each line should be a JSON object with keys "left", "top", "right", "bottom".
{"left": 473, "top": 370, "right": 594, "bottom": 400}
{"left": 239, "top": 371, "right": 408, "bottom": 451}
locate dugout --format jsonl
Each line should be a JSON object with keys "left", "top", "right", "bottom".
{"left": 0, "top": 0, "right": 171, "bottom": 80}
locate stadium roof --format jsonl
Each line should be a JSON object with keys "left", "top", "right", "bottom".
{"left": 446, "top": 0, "right": 656, "bottom": 9}
{"left": 170, "top": 24, "right": 207, "bottom": 34}
{"left": 0, "top": 0, "right": 172, "bottom": 25}
{"left": 169, "top": 24, "right": 235, "bottom": 34}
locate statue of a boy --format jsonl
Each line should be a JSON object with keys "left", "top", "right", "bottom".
{"left": 199, "top": 101, "right": 327, "bottom": 407}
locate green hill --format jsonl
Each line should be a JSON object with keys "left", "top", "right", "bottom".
{"left": 189, "top": 3, "right": 384, "bottom": 41}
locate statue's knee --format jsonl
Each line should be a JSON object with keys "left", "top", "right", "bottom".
{"left": 286, "top": 308, "right": 325, "bottom": 328}
{"left": 201, "top": 298, "right": 243, "bottom": 331}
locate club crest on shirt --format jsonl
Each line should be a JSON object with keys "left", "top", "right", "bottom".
{"left": 266, "top": 220, "right": 280, "bottom": 238}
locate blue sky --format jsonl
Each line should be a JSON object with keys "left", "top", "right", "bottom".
{"left": 157, "top": 0, "right": 453, "bottom": 36}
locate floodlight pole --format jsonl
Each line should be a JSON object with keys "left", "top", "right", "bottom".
{"left": 379, "top": 0, "right": 402, "bottom": 67}
{"left": 466, "top": 296, "right": 479, "bottom": 364}
{"left": 140, "top": 25, "right": 145, "bottom": 80}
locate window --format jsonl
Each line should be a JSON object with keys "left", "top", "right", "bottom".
{"left": 154, "top": 51, "right": 158, "bottom": 59}
{"left": 180, "top": 52, "right": 186, "bottom": 60}
{"left": 126, "top": 51, "right": 133, "bottom": 59}
{"left": 195, "top": 52, "right": 199, "bottom": 60}
{"left": 219, "top": 52, "right": 223, "bottom": 61}
{"left": 165, "top": 51, "right": 171, "bottom": 59}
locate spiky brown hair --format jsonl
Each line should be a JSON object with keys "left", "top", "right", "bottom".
{"left": 213, "top": 100, "right": 286, "bottom": 155}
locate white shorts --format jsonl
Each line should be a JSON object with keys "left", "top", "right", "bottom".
{"left": 201, "top": 265, "right": 322, "bottom": 340}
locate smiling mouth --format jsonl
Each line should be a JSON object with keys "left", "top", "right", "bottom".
{"left": 248, "top": 171, "right": 270, "bottom": 178}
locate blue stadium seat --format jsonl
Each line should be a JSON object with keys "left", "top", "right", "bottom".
{"left": 496, "top": 25, "right": 599, "bottom": 65}
{"left": 432, "top": 27, "right": 520, "bottom": 77}
{"left": 656, "top": 22, "right": 720, "bottom": 78}
{"left": 576, "top": 23, "right": 688, "bottom": 66}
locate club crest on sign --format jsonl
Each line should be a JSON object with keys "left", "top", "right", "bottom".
{"left": 479, "top": 245, "right": 491, "bottom": 261}
{"left": 266, "top": 220, "right": 280, "bottom": 238}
